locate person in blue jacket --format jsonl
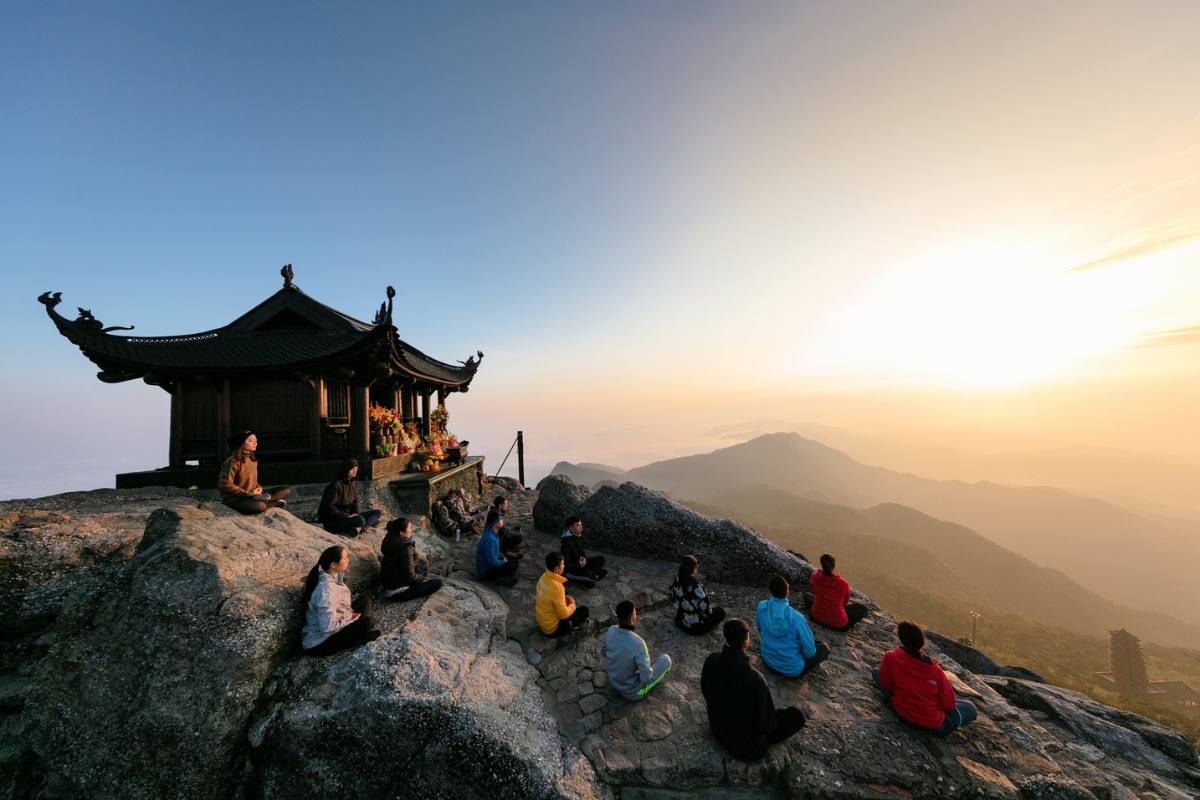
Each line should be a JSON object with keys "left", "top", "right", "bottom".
{"left": 475, "top": 518, "right": 520, "bottom": 587}
{"left": 755, "top": 575, "right": 830, "bottom": 677}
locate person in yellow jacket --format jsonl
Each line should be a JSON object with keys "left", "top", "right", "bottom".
{"left": 536, "top": 552, "right": 591, "bottom": 637}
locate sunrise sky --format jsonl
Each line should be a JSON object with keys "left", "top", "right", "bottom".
{"left": 5, "top": 2, "right": 1200, "bottom": 498}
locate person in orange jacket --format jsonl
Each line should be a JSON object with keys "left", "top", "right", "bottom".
{"left": 535, "top": 552, "right": 590, "bottom": 637}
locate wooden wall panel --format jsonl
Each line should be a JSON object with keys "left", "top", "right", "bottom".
{"left": 230, "top": 378, "right": 313, "bottom": 458}
{"left": 180, "top": 382, "right": 220, "bottom": 463}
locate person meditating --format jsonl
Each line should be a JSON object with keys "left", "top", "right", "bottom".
{"left": 671, "top": 555, "right": 726, "bottom": 636}
{"left": 756, "top": 575, "right": 830, "bottom": 677}
{"left": 317, "top": 458, "right": 382, "bottom": 535}
{"left": 701, "top": 618, "right": 806, "bottom": 761}
{"left": 535, "top": 552, "right": 590, "bottom": 637}
{"left": 560, "top": 515, "right": 606, "bottom": 588}
{"left": 490, "top": 496, "right": 524, "bottom": 553}
{"left": 803, "top": 554, "right": 870, "bottom": 632}
{"left": 475, "top": 512, "right": 521, "bottom": 587}
{"left": 217, "top": 430, "right": 291, "bottom": 514}
{"left": 602, "top": 600, "right": 671, "bottom": 702}
{"left": 873, "top": 620, "right": 978, "bottom": 736}
{"left": 380, "top": 518, "right": 444, "bottom": 602}
{"left": 300, "top": 545, "right": 380, "bottom": 656}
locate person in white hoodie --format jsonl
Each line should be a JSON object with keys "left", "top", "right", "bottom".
{"left": 301, "top": 545, "right": 380, "bottom": 656}
{"left": 601, "top": 600, "right": 672, "bottom": 702}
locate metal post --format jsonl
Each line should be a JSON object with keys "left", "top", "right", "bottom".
{"left": 970, "top": 611, "right": 981, "bottom": 646}
{"left": 517, "top": 431, "right": 525, "bottom": 487}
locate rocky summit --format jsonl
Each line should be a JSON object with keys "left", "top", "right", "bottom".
{"left": 1, "top": 476, "right": 1198, "bottom": 799}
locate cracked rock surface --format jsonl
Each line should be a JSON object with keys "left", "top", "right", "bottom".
{"left": 2, "top": 477, "right": 1198, "bottom": 799}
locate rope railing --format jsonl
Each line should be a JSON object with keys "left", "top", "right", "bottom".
{"left": 492, "top": 431, "right": 525, "bottom": 486}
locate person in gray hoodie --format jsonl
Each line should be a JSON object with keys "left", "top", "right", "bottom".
{"left": 601, "top": 600, "right": 672, "bottom": 702}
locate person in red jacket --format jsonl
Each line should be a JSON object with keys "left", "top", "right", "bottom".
{"left": 803, "top": 554, "right": 869, "bottom": 632}
{"left": 873, "top": 620, "right": 977, "bottom": 736}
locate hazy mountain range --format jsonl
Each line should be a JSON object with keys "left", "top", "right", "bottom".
{"left": 549, "top": 432, "right": 1200, "bottom": 643}
{"left": 707, "top": 417, "right": 1200, "bottom": 521}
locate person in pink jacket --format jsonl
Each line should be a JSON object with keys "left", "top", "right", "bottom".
{"left": 803, "top": 554, "right": 869, "bottom": 632}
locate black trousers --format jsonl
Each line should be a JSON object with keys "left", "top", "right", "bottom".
{"left": 302, "top": 597, "right": 377, "bottom": 657}
{"left": 803, "top": 592, "right": 870, "bottom": 632}
{"left": 482, "top": 560, "right": 520, "bottom": 581}
{"left": 718, "top": 706, "right": 806, "bottom": 761}
{"left": 797, "top": 642, "right": 831, "bottom": 676}
{"left": 546, "top": 606, "right": 590, "bottom": 637}
{"left": 385, "top": 578, "right": 444, "bottom": 602}
{"left": 675, "top": 606, "right": 727, "bottom": 636}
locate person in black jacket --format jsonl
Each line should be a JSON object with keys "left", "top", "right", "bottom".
{"left": 317, "top": 459, "right": 382, "bottom": 536}
{"left": 700, "top": 618, "right": 806, "bottom": 761}
{"left": 560, "top": 515, "right": 607, "bottom": 588}
{"left": 381, "top": 518, "right": 444, "bottom": 602}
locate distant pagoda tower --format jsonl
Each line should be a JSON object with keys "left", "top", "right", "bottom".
{"left": 1096, "top": 628, "right": 1200, "bottom": 705}
{"left": 1107, "top": 628, "right": 1150, "bottom": 695}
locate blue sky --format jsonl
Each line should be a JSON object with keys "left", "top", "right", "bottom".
{"left": 6, "top": 3, "right": 1200, "bottom": 498}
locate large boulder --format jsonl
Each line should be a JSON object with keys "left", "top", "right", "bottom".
{"left": 539, "top": 478, "right": 822, "bottom": 590}
{"left": 240, "top": 580, "right": 606, "bottom": 800}
{"left": 533, "top": 475, "right": 593, "bottom": 533}
{"left": 926, "top": 632, "right": 1046, "bottom": 683}
{"left": 17, "top": 495, "right": 606, "bottom": 800}
{"left": 0, "top": 487, "right": 201, "bottom": 639}
{"left": 22, "top": 503, "right": 374, "bottom": 799}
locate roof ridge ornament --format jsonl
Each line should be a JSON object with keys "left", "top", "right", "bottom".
{"left": 38, "top": 291, "right": 134, "bottom": 334}
{"left": 373, "top": 286, "right": 396, "bottom": 326}
{"left": 281, "top": 263, "right": 295, "bottom": 290}
{"left": 458, "top": 351, "right": 484, "bottom": 371}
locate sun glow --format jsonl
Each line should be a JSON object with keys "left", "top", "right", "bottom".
{"left": 801, "top": 243, "right": 1165, "bottom": 390}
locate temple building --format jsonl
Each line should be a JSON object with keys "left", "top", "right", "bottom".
{"left": 1095, "top": 628, "right": 1200, "bottom": 705}
{"left": 40, "top": 265, "right": 484, "bottom": 491}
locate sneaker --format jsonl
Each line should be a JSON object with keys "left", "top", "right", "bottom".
{"left": 506, "top": 552, "right": 524, "bottom": 561}
{"left": 497, "top": 576, "right": 519, "bottom": 587}
{"left": 365, "top": 629, "right": 381, "bottom": 643}
{"left": 596, "top": 568, "right": 609, "bottom": 579}
{"left": 571, "top": 619, "right": 592, "bottom": 634}
{"left": 569, "top": 578, "right": 596, "bottom": 590}
{"left": 275, "top": 499, "right": 287, "bottom": 507}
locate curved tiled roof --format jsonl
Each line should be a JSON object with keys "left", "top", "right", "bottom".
{"left": 40, "top": 286, "right": 480, "bottom": 387}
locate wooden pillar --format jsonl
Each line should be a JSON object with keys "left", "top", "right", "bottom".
{"left": 353, "top": 385, "right": 370, "bottom": 456}
{"left": 420, "top": 390, "right": 431, "bottom": 439}
{"left": 169, "top": 382, "right": 184, "bottom": 468}
{"left": 217, "top": 377, "right": 231, "bottom": 458}
{"left": 310, "top": 376, "right": 325, "bottom": 460}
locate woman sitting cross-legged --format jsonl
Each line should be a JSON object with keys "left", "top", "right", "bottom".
{"left": 300, "top": 545, "right": 381, "bottom": 656}
{"left": 803, "top": 553, "right": 870, "bottom": 632}
{"left": 671, "top": 555, "right": 726, "bottom": 636}
{"left": 381, "top": 518, "right": 444, "bottom": 602}
{"left": 317, "top": 458, "right": 382, "bottom": 536}
{"left": 217, "top": 430, "right": 291, "bottom": 514}
{"left": 873, "top": 620, "right": 977, "bottom": 736}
